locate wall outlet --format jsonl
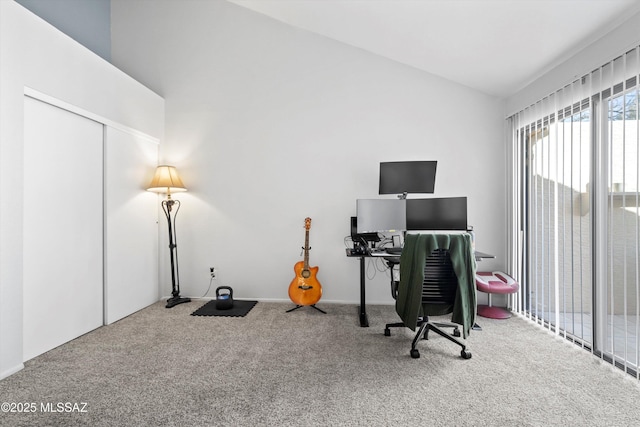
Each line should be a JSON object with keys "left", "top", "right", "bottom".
{"left": 209, "top": 267, "right": 216, "bottom": 278}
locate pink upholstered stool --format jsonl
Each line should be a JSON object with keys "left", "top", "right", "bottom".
{"left": 476, "top": 271, "right": 519, "bottom": 319}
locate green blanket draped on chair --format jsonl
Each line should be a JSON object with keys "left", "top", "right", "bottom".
{"left": 395, "top": 233, "right": 477, "bottom": 338}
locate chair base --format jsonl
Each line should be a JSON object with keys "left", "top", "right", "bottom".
{"left": 384, "top": 319, "right": 460, "bottom": 338}
{"left": 477, "top": 304, "right": 512, "bottom": 319}
{"left": 411, "top": 321, "right": 471, "bottom": 359}
{"left": 384, "top": 317, "right": 470, "bottom": 359}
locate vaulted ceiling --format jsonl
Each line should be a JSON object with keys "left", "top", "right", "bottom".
{"left": 229, "top": 0, "right": 640, "bottom": 98}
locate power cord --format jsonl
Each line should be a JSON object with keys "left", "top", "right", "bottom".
{"left": 200, "top": 276, "right": 215, "bottom": 299}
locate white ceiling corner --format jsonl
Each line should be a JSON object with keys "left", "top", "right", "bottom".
{"left": 227, "top": 0, "right": 640, "bottom": 98}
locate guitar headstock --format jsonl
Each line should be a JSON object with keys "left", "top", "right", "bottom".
{"left": 304, "top": 217, "right": 312, "bottom": 230}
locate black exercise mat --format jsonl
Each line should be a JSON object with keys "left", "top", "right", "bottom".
{"left": 191, "top": 299, "right": 257, "bottom": 317}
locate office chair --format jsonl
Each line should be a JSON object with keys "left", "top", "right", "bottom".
{"left": 385, "top": 234, "right": 475, "bottom": 359}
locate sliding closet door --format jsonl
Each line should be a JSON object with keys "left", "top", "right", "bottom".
{"left": 104, "top": 126, "right": 159, "bottom": 324}
{"left": 23, "top": 96, "right": 104, "bottom": 361}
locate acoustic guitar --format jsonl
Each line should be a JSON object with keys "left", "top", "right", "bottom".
{"left": 288, "top": 217, "right": 323, "bottom": 307}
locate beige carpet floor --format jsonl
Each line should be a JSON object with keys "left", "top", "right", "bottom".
{"left": 1, "top": 300, "right": 640, "bottom": 426}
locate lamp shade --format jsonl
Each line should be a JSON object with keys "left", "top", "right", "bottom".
{"left": 147, "top": 165, "right": 187, "bottom": 195}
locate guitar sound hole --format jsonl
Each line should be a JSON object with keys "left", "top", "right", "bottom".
{"left": 301, "top": 270, "right": 311, "bottom": 279}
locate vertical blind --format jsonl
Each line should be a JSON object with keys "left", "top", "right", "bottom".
{"left": 508, "top": 45, "right": 640, "bottom": 379}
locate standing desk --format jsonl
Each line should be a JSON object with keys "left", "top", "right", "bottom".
{"left": 346, "top": 248, "right": 494, "bottom": 327}
{"left": 345, "top": 249, "right": 398, "bottom": 327}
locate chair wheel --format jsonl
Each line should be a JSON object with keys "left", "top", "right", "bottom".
{"left": 410, "top": 349, "right": 420, "bottom": 358}
{"left": 453, "top": 328, "right": 461, "bottom": 337}
{"left": 461, "top": 349, "right": 472, "bottom": 359}
{"left": 384, "top": 328, "right": 390, "bottom": 336}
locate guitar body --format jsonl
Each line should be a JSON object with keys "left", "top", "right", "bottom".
{"left": 288, "top": 217, "right": 323, "bottom": 306}
{"left": 288, "top": 261, "right": 322, "bottom": 306}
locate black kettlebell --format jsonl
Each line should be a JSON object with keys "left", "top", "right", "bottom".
{"left": 215, "top": 286, "right": 234, "bottom": 310}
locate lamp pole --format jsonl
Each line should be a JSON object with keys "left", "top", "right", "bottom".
{"left": 163, "top": 197, "right": 190, "bottom": 308}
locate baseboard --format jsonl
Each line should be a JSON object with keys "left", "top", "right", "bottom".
{"left": 1, "top": 363, "right": 24, "bottom": 380}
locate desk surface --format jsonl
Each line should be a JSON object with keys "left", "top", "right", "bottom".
{"left": 346, "top": 248, "right": 495, "bottom": 260}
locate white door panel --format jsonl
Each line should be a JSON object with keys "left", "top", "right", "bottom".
{"left": 104, "top": 126, "right": 159, "bottom": 324}
{"left": 23, "top": 96, "right": 104, "bottom": 361}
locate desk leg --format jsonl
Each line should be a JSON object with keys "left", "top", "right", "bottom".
{"left": 359, "top": 256, "right": 369, "bottom": 327}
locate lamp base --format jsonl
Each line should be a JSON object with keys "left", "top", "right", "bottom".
{"left": 166, "top": 296, "right": 191, "bottom": 308}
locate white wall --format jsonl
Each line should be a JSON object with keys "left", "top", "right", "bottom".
{"left": 0, "top": 1, "right": 164, "bottom": 379}
{"left": 111, "top": 0, "right": 506, "bottom": 307}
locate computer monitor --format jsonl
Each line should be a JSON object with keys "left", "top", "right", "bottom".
{"left": 406, "top": 197, "right": 467, "bottom": 231}
{"left": 356, "top": 199, "right": 407, "bottom": 234}
{"left": 379, "top": 161, "right": 437, "bottom": 195}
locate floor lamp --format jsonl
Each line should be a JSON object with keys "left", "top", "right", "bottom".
{"left": 147, "top": 165, "right": 191, "bottom": 308}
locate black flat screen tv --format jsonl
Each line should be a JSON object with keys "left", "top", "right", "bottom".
{"left": 406, "top": 197, "right": 467, "bottom": 231}
{"left": 379, "top": 161, "right": 437, "bottom": 195}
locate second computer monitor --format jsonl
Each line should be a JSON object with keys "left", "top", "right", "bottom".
{"left": 356, "top": 199, "right": 407, "bottom": 234}
{"left": 406, "top": 197, "right": 467, "bottom": 231}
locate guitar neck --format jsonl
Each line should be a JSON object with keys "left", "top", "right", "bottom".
{"left": 303, "top": 228, "right": 310, "bottom": 269}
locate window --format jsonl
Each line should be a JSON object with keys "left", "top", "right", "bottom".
{"left": 509, "top": 46, "right": 640, "bottom": 379}
{"left": 603, "top": 87, "right": 639, "bottom": 372}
